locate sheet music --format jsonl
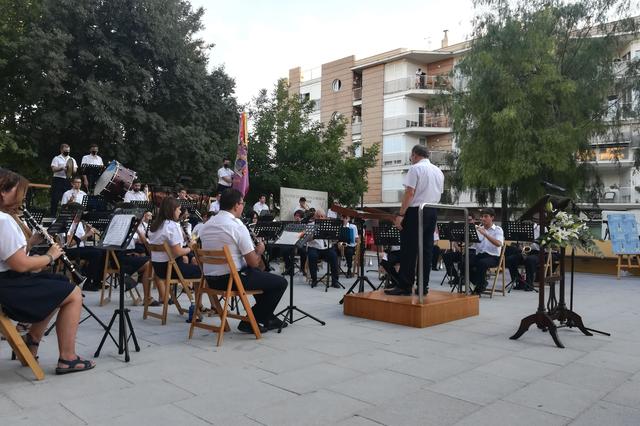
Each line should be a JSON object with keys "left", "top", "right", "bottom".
{"left": 102, "top": 214, "right": 135, "bottom": 247}
{"left": 274, "top": 230, "right": 304, "bottom": 246}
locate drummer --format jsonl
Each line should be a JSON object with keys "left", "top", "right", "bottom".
{"left": 50, "top": 144, "right": 77, "bottom": 216}
{"left": 80, "top": 144, "right": 104, "bottom": 192}
{"left": 124, "top": 180, "right": 148, "bottom": 202}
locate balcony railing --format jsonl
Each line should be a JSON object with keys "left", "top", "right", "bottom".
{"left": 579, "top": 186, "right": 637, "bottom": 204}
{"left": 384, "top": 75, "right": 451, "bottom": 94}
{"left": 352, "top": 120, "right": 362, "bottom": 135}
{"left": 383, "top": 113, "right": 450, "bottom": 131}
{"left": 353, "top": 87, "right": 362, "bottom": 101}
{"left": 382, "top": 150, "right": 452, "bottom": 168}
{"left": 579, "top": 146, "right": 635, "bottom": 163}
{"left": 310, "top": 99, "right": 321, "bottom": 112}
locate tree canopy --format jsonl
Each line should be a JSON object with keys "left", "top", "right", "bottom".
{"left": 246, "top": 79, "right": 379, "bottom": 208}
{"left": 449, "top": 0, "right": 639, "bottom": 215}
{"left": 0, "top": 0, "right": 238, "bottom": 187}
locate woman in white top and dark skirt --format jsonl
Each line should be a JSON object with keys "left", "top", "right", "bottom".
{"left": 147, "top": 197, "right": 201, "bottom": 303}
{"left": 0, "top": 169, "right": 95, "bottom": 374}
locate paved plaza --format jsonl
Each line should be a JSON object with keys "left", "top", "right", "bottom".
{"left": 1, "top": 267, "right": 640, "bottom": 425}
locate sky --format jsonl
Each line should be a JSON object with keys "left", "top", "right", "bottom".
{"left": 188, "top": 0, "right": 477, "bottom": 105}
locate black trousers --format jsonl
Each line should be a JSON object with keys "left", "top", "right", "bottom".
{"left": 469, "top": 252, "right": 500, "bottom": 289}
{"left": 50, "top": 176, "right": 70, "bottom": 216}
{"left": 342, "top": 245, "right": 355, "bottom": 270}
{"left": 206, "top": 267, "right": 287, "bottom": 323}
{"left": 307, "top": 247, "right": 339, "bottom": 283}
{"left": 282, "top": 246, "right": 307, "bottom": 274}
{"left": 432, "top": 245, "right": 441, "bottom": 269}
{"left": 66, "top": 247, "right": 106, "bottom": 286}
{"left": 217, "top": 184, "right": 232, "bottom": 194}
{"left": 505, "top": 253, "right": 524, "bottom": 282}
{"left": 397, "top": 207, "right": 437, "bottom": 290}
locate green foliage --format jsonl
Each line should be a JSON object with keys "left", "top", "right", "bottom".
{"left": 450, "top": 0, "right": 639, "bottom": 212}
{"left": 0, "top": 0, "right": 238, "bottom": 187}
{"left": 247, "top": 79, "right": 379, "bottom": 207}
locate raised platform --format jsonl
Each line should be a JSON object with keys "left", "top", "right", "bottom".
{"left": 343, "top": 289, "right": 479, "bottom": 328}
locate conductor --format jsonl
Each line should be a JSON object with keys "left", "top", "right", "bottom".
{"left": 385, "top": 145, "right": 444, "bottom": 296}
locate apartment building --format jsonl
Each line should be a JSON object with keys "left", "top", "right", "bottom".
{"left": 288, "top": 29, "right": 639, "bottom": 210}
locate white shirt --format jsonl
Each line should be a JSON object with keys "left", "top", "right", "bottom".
{"left": 292, "top": 205, "right": 308, "bottom": 215}
{"left": 61, "top": 189, "right": 87, "bottom": 205}
{"left": 404, "top": 158, "right": 444, "bottom": 207}
{"left": 209, "top": 200, "right": 220, "bottom": 213}
{"left": 217, "top": 167, "right": 234, "bottom": 187}
{"left": 192, "top": 222, "right": 205, "bottom": 237}
{"left": 472, "top": 224, "right": 504, "bottom": 257}
{"left": 199, "top": 210, "right": 254, "bottom": 276}
{"left": 51, "top": 154, "right": 77, "bottom": 179}
{"left": 80, "top": 154, "right": 104, "bottom": 167}
{"left": 72, "top": 222, "right": 86, "bottom": 248}
{"left": 0, "top": 212, "right": 27, "bottom": 272}
{"left": 124, "top": 190, "right": 148, "bottom": 202}
{"left": 327, "top": 209, "right": 338, "bottom": 219}
{"left": 148, "top": 220, "right": 183, "bottom": 262}
{"left": 253, "top": 201, "right": 269, "bottom": 215}
{"left": 127, "top": 222, "right": 148, "bottom": 250}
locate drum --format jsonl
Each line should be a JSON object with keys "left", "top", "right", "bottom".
{"left": 93, "top": 161, "right": 136, "bottom": 201}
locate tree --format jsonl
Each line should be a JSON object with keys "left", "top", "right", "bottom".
{"left": 246, "top": 79, "right": 379, "bottom": 208}
{"left": 449, "top": 0, "right": 639, "bottom": 220}
{"left": 0, "top": 0, "right": 238, "bottom": 187}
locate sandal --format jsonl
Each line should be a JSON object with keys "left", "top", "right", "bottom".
{"left": 12, "top": 333, "right": 39, "bottom": 361}
{"left": 55, "top": 356, "right": 95, "bottom": 375}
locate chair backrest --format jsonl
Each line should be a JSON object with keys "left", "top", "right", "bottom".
{"left": 147, "top": 242, "right": 184, "bottom": 282}
{"left": 195, "top": 246, "right": 242, "bottom": 293}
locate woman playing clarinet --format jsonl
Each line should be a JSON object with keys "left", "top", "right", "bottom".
{"left": 0, "top": 168, "right": 95, "bottom": 374}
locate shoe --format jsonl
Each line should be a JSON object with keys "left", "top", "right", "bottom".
{"left": 414, "top": 287, "right": 429, "bottom": 296}
{"left": 346, "top": 269, "right": 353, "bottom": 278}
{"left": 238, "top": 321, "right": 267, "bottom": 334}
{"left": 310, "top": 280, "right": 318, "bottom": 288}
{"left": 331, "top": 281, "right": 341, "bottom": 289}
{"left": 263, "top": 317, "right": 288, "bottom": 330}
{"left": 431, "top": 266, "right": 439, "bottom": 271}
{"left": 146, "top": 299, "right": 160, "bottom": 307}
{"left": 384, "top": 287, "right": 411, "bottom": 296}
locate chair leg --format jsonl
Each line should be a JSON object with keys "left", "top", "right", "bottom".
{"left": 142, "top": 278, "right": 151, "bottom": 320}
{"left": 238, "top": 291, "right": 261, "bottom": 340}
{"left": 189, "top": 283, "right": 202, "bottom": 339}
{"left": 217, "top": 294, "right": 231, "bottom": 346}
{"left": 0, "top": 315, "right": 44, "bottom": 380}
{"left": 160, "top": 280, "right": 170, "bottom": 325}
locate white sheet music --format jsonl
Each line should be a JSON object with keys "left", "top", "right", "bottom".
{"left": 275, "top": 230, "right": 304, "bottom": 246}
{"left": 102, "top": 214, "right": 135, "bottom": 247}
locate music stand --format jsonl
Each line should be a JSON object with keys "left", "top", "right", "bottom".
{"left": 372, "top": 224, "right": 401, "bottom": 289}
{"left": 312, "top": 219, "right": 345, "bottom": 291}
{"left": 85, "top": 195, "right": 109, "bottom": 212}
{"left": 80, "top": 164, "right": 103, "bottom": 193}
{"left": 94, "top": 212, "right": 142, "bottom": 362}
{"left": 503, "top": 221, "right": 537, "bottom": 292}
{"left": 448, "top": 223, "right": 480, "bottom": 293}
{"left": 274, "top": 223, "right": 325, "bottom": 329}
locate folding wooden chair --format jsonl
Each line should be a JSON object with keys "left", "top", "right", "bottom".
{"left": 483, "top": 244, "right": 507, "bottom": 298}
{"left": 190, "top": 247, "right": 263, "bottom": 346}
{"left": 143, "top": 242, "right": 199, "bottom": 325}
{"left": 100, "top": 249, "right": 142, "bottom": 306}
{"left": 0, "top": 308, "right": 44, "bottom": 380}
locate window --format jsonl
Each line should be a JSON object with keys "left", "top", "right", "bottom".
{"left": 332, "top": 79, "right": 342, "bottom": 92}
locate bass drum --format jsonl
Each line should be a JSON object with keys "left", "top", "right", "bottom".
{"left": 93, "top": 160, "right": 136, "bottom": 201}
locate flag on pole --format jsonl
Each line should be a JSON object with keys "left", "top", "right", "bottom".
{"left": 232, "top": 112, "right": 249, "bottom": 197}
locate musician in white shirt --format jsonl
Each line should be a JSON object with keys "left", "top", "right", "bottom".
{"left": 208, "top": 192, "right": 221, "bottom": 214}
{"left": 253, "top": 195, "right": 269, "bottom": 215}
{"left": 124, "top": 181, "right": 148, "bottom": 202}
{"left": 216, "top": 158, "right": 234, "bottom": 194}
{"left": 61, "top": 177, "right": 87, "bottom": 206}
{"left": 80, "top": 144, "right": 104, "bottom": 191}
{"left": 339, "top": 215, "right": 358, "bottom": 278}
{"left": 50, "top": 144, "right": 77, "bottom": 216}
{"left": 307, "top": 208, "right": 340, "bottom": 289}
{"left": 469, "top": 208, "right": 504, "bottom": 294}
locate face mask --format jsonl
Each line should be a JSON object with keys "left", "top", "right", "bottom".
{"left": 63, "top": 151, "right": 70, "bottom": 156}
{"left": 223, "top": 163, "right": 229, "bottom": 169}
{"left": 91, "top": 150, "right": 98, "bottom": 155}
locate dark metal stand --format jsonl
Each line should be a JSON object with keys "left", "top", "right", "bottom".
{"left": 340, "top": 218, "right": 376, "bottom": 304}
{"left": 95, "top": 259, "right": 140, "bottom": 361}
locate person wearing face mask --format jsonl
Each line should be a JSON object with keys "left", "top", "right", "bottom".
{"left": 80, "top": 144, "right": 104, "bottom": 192}
{"left": 50, "top": 144, "right": 77, "bottom": 216}
{"left": 217, "top": 157, "right": 235, "bottom": 194}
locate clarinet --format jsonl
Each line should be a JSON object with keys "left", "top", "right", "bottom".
{"left": 21, "top": 209, "right": 87, "bottom": 286}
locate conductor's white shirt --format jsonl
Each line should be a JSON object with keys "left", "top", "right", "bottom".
{"left": 403, "top": 158, "right": 444, "bottom": 206}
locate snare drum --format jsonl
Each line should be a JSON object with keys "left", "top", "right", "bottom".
{"left": 93, "top": 161, "right": 136, "bottom": 201}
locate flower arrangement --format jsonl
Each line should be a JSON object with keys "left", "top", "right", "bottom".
{"left": 541, "top": 210, "right": 603, "bottom": 257}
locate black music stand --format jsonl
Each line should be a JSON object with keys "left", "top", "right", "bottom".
{"left": 339, "top": 217, "right": 377, "bottom": 304}
{"left": 503, "top": 221, "right": 537, "bottom": 292}
{"left": 372, "top": 223, "right": 401, "bottom": 289}
{"left": 85, "top": 195, "right": 109, "bottom": 212}
{"left": 274, "top": 223, "right": 325, "bottom": 330}
{"left": 252, "top": 222, "right": 282, "bottom": 270}
{"left": 312, "top": 219, "right": 345, "bottom": 291}
{"left": 80, "top": 164, "right": 103, "bottom": 193}
{"left": 510, "top": 195, "right": 597, "bottom": 348}
{"left": 94, "top": 212, "right": 142, "bottom": 362}
{"left": 448, "top": 223, "right": 480, "bottom": 293}
{"left": 125, "top": 200, "right": 154, "bottom": 212}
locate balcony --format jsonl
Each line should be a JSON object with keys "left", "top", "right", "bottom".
{"left": 383, "top": 113, "right": 451, "bottom": 134}
{"left": 579, "top": 186, "right": 639, "bottom": 204}
{"left": 580, "top": 146, "right": 636, "bottom": 166}
{"left": 310, "top": 99, "right": 321, "bottom": 112}
{"left": 353, "top": 87, "right": 362, "bottom": 101}
{"left": 352, "top": 116, "right": 362, "bottom": 134}
{"left": 605, "top": 101, "right": 638, "bottom": 122}
{"left": 384, "top": 75, "right": 451, "bottom": 96}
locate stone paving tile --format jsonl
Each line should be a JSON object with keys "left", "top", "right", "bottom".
{"left": 60, "top": 379, "right": 194, "bottom": 422}
{"left": 328, "top": 369, "right": 431, "bottom": 405}
{"left": 569, "top": 400, "right": 640, "bottom": 426}
{"left": 474, "top": 355, "right": 560, "bottom": 383}
{"left": 547, "top": 362, "right": 631, "bottom": 393}
{"left": 0, "top": 402, "right": 86, "bottom": 426}
{"left": 504, "top": 378, "right": 607, "bottom": 418}
{"left": 0, "top": 392, "right": 22, "bottom": 416}
{"left": 89, "top": 403, "right": 212, "bottom": 426}
{"left": 382, "top": 337, "right": 458, "bottom": 358}
{"left": 247, "top": 347, "right": 331, "bottom": 374}
{"left": 576, "top": 350, "right": 640, "bottom": 374}
{"left": 260, "top": 362, "right": 363, "bottom": 394}
{"left": 603, "top": 379, "right": 640, "bottom": 409}
{"left": 453, "top": 400, "right": 570, "bottom": 426}
{"left": 303, "top": 337, "right": 382, "bottom": 357}
{"left": 358, "top": 388, "right": 480, "bottom": 426}
{"left": 328, "top": 347, "right": 416, "bottom": 373}
{"left": 336, "top": 415, "right": 387, "bottom": 425}
{"left": 436, "top": 343, "right": 514, "bottom": 365}
{"left": 598, "top": 338, "right": 640, "bottom": 356}
{"left": 246, "top": 389, "right": 371, "bottom": 426}
{"left": 515, "top": 345, "right": 587, "bottom": 366}
{"left": 387, "top": 353, "right": 476, "bottom": 382}
{"left": 427, "top": 370, "right": 526, "bottom": 405}
{"left": 175, "top": 381, "right": 296, "bottom": 424}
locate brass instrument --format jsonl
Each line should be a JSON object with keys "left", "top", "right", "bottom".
{"left": 65, "top": 157, "right": 75, "bottom": 179}
{"left": 522, "top": 245, "right": 532, "bottom": 255}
